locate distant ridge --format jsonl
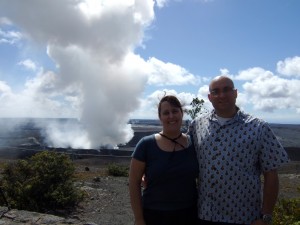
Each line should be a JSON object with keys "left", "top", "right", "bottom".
{"left": 0, "top": 118, "right": 299, "bottom": 161}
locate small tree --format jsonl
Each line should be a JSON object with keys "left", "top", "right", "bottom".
{"left": 0, "top": 151, "right": 84, "bottom": 213}
{"left": 186, "top": 97, "right": 207, "bottom": 120}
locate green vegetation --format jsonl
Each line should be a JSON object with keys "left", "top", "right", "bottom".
{"left": 107, "top": 163, "right": 129, "bottom": 177}
{"left": 272, "top": 187, "right": 300, "bottom": 225}
{"left": 185, "top": 97, "right": 207, "bottom": 120}
{"left": 0, "top": 151, "right": 84, "bottom": 213}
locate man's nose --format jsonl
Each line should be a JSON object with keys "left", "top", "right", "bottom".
{"left": 219, "top": 91, "right": 226, "bottom": 97}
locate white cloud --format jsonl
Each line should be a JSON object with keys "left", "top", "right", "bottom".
{"left": 220, "top": 68, "right": 230, "bottom": 76}
{"left": 0, "top": 71, "right": 77, "bottom": 119}
{"left": 277, "top": 56, "right": 300, "bottom": 77}
{"left": 235, "top": 67, "right": 273, "bottom": 81}
{"left": 236, "top": 68, "right": 300, "bottom": 113}
{"left": 0, "top": 0, "right": 154, "bottom": 56}
{"left": 18, "top": 59, "right": 37, "bottom": 71}
{"left": 147, "top": 57, "right": 200, "bottom": 86}
{"left": 0, "top": 81, "right": 11, "bottom": 94}
{"left": 227, "top": 57, "right": 300, "bottom": 116}
{"left": 156, "top": 0, "right": 169, "bottom": 8}
{"left": 0, "top": 28, "right": 23, "bottom": 44}
{"left": 156, "top": 0, "right": 212, "bottom": 8}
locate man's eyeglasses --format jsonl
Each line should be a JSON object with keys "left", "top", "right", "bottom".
{"left": 210, "top": 87, "right": 236, "bottom": 97}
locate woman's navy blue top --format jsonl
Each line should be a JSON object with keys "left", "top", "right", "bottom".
{"left": 132, "top": 134, "right": 199, "bottom": 211}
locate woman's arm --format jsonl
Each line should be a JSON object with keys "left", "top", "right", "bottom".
{"left": 129, "top": 158, "right": 146, "bottom": 225}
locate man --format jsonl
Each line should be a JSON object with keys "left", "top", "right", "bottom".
{"left": 189, "top": 76, "right": 289, "bottom": 225}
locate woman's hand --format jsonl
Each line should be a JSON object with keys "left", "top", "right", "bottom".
{"left": 134, "top": 218, "right": 146, "bottom": 225}
{"left": 251, "top": 219, "right": 269, "bottom": 225}
{"left": 141, "top": 174, "right": 147, "bottom": 189}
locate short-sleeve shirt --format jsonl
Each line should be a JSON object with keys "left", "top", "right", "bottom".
{"left": 132, "top": 134, "right": 199, "bottom": 211}
{"left": 189, "top": 109, "right": 290, "bottom": 224}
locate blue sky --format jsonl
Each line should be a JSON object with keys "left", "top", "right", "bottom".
{"left": 142, "top": 1, "right": 299, "bottom": 75}
{"left": 0, "top": 0, "right": 299, "bottom": 148}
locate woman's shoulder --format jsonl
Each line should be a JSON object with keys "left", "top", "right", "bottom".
{"left": 136, "top": 134, "right": 156, "bottom": 147}
{"left": 133, "top": 134, "right": 158, "bottom": 159}
{"left": 140, "top": 134, "right": 155, "bottom": 142}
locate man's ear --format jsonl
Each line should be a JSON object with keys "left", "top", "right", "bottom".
{"left": 233, "top": 89, "right": 238, "bottom": 98}
{"left": 207, "top": 93, "right": 212, "bottom": 102}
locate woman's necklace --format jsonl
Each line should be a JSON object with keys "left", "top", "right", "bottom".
{"left": 159, "top": 132, "right": 185, "bottom": 151}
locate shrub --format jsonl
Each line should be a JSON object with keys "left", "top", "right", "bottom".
{"left": 107, "top": 163, "right": 128, "bottom": 177}
{"left": 0, "top": 151, "right": 84, "bottom": 213}
{"left": 272, "top": 187, "right": 300, "bottom": 225}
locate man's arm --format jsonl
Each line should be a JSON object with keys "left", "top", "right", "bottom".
{"left": 251, "top": 169, "right": 279, "bottom": 225}
{"left": 261, "top": 169, "right": 279, "bottom": 214}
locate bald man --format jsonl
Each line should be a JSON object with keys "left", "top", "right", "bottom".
{"left": 189, "top": 76, "right": 289, "bottom": 225}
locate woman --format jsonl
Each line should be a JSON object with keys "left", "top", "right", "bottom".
{"left": 129, "top": 95, "right": 199, "bottom": 225}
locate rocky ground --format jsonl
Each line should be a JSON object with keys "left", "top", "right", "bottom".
{"left": 74, "top": 160, "right": 300, "bottom": 225}
{"left": 0, "top": 158, "right": 299, "bottom": 225}
{"left": 73, "top": 176, "right": 133, "bottom": 225}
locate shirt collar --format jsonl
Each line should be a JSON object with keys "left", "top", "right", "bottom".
{"left": 209, "top": 106, "right": 243, "bottom": 125}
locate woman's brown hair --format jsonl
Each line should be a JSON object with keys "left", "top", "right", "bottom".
{"left": 158, "top": 95, "right": 183, "bottom": 118}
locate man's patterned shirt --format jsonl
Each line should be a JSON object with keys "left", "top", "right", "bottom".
{"left": 189, "top": 109, "right": 289, "bottom": 224}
